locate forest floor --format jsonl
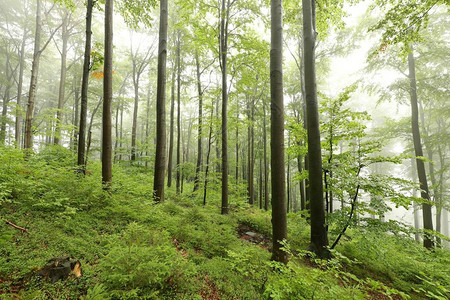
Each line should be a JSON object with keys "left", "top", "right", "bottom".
{"left": 0, "top": 146, "right": 449, "bottom": 299}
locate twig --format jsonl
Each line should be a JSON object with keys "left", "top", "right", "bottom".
{"left": 4, "top": 220, "right": 29, "bottom": 233}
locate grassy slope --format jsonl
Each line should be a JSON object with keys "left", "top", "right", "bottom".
{"left": 0, "top": 146, "right": 449, "bottom": 299}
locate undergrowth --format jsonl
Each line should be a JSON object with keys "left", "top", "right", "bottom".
{"left": 0, "top": 146, "right": 449, "bottom": 299}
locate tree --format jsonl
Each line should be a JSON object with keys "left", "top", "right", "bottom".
{"left": 24, "top": 0, "right": 62, "bottom": 150}
{"left": 302, "top": 0, "right": 328, "bottom": 257}
{"left": 176, "top": 30, "right": 182, "bottom": 194}
{"left": 153, "top": 0, "right": 168, "bottom": 202}
{"left": 130, "top": 33, "right": 153, "bottom": 161}
{"left": 102, "top": 0, "right": 113, "bottom": 187}
{"left": 77, "top": 0, "right": 94, "bottom": 167}
{"left": 407, "top": 47, "right": 434, "bottom": 249}
{"left": 270, "top": 0, "right": 287, "bottom": 264}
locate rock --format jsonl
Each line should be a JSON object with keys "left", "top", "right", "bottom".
{"left": 245, "top": 231, "right": 257, "bottom": 237}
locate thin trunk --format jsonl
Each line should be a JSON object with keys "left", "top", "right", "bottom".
{"left": 24, "top": 0, "right": 42, "bottom": 150}
{"left": 176, "top": 33, "right": 181, "bottom": 194}
{"left": 85, "top": 98, "right": 102, "bottom": 167}
{"left": 263, "top": 101, "right": 269, "bottom": 211}
{"left": 408, "top": 47, "right": 433, "bottom": 249}
{"left": 153, "top": 0, "right": 168, "bottom": 202}
{"left": 73, "top": 76, "right": 80, "bottom": 151}
{"left": 235, "top": 107, "right": 239, "bottom": 181}
{"left": 287, "top": 137, "right": 290, "bottom": 213}
{"left": 270, "top": 0, "right": 287, "bottom": 263}
{"left": 303, "top": 0, "right": 329, "bottom": 257}
{"left": 203, "top": 108, "right": 214, "bottom": 206}
{"left": 15, "top": 29, "right": 27, "bottom": 147}
{"left": 77, "top": 0, "right": 93, "bottom": 166}
{"left": 167, "top": 59, "right": 175, "bottom": 187}
{"left": 411, "top": 157, "right": 421, "bottom": 242}
{"left": 54, "top": 15, "right": 69, "bottom": 145}
{"left": 102, "top": 0, "right": 113, "bottom": 187}
{"left": 220, "top": 0, "right": 229, "bottom": 215}
{"left": 193, "top": 51, "right": 203, "bottom": 192}
{"left": 247, "top": 96, "right": 254, "bottom": 205}
{"left": 131, "top": 71, "right": 140, "bottom": 161}
{"left": 259, "top": 157, "right": 263, "bottom": 209}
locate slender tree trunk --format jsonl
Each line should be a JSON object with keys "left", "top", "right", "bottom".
{"left": 408, "top": 47, "right": 433, "bottom": 249}
{"left": 235, "top": 107, "right": 239, "bottom": 181}
{"left": 153, "top": 0, "right": 168, "bottom": 201}
{"left": 193, "top": 51, "right": 203, "bottom": 192}
{"left": 203, "top": 108, "right": 214, "bottom": 206}
{"left": 85, "top": 97, "right": 102, "bottom": 167}
{"left": 167, "top": 59, "right": 175, "bottom": 187}
{"left": 247, "top": 96, "right": 254, "bottom": 205}
{"left": 102, "top": 0, "right": 113, "bottom": 187}
{"left": 119, "top": 102, "right": 124, "bottom": 160}
{"left": 270, "top": 0, "right": 287, "bottom": 263}
{"left": 263, "top": 101, "right": 269, "bottom": 211}
{"left": 54, "top": 15, "right": 69, "bottom": 145}
{"left": 411, "top": 157, "right": 421, "bottom": 242}
{"left": 287, "top": 137, "right": 291, "bottom": 213}
{"left": 0, "top": 53, "right": 12, "bottom": 144}
{"left": 220, "top": 0, "right": 229, "bottom": 215}
{"left": 24, "top": 0, "right": 43, "bottom": 150}
{"left": 259, "top": 157, "right": 263, "bottom": 209}
{"left": 176, "top": 33, "right": 181, "bottom": 194}
{"left": 15, "top": 29, "right": 27, "bottom": 148}
{"left": 303, "top": 0, "right": 329, "bottom": 257}
{"left": 77, "top": 0, "right": 93, "bottom": 167}
{"left": 131, "top": 71, "right": 140, "bottom": 161}
{"left": 73, "top": 76, "right": 80, "bottom": 151}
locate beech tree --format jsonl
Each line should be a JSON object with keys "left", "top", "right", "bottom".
{"left": 102, "top": 0, "right": 113, "bottom": 186}
{"left": 270, "top": 0, "right": 287, "bottom": 264}
{"left": 153, "top": 0, "right": 168, "bottom": 202}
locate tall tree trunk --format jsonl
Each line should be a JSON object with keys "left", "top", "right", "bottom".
{"left": 77, "top": 0, "right": 93, "bottom": 167}
{"left": 247, "top": 96, "right": 254, "bottom": 205}
{"left": 235, "top": 107, "right": 239, "bottom": 181}
{"left": 270, "top": 0, "right": 287, "bottom": 263}
{"left": 220, "top": 0, "right": 229, "bottom": 215}
{"left": 263, "top": 100, "right": 269, "bottom": 211}
{"left": 302, "top": 0, "right": 329, "bottom": 257}
{"left": 131, "top": 71, "right": 140, "bottom": 161}
{"left": 102, "top": 0, "right": 113, "bottom": 187}
{"left": 193, "top": 51, "right": 203, "bottom": 192}
{"left": 259, "top": 157, "right": 263, "bottom": 209}
{"left": 411, "top": 157, "right": 421, "bottom": 242}
{"left": 407, "top": 47, "right": 433, "bottom": 249}
{"left": 287, "top": 137, "right": 291, "bottom": 213}
{"left": 153, "top": 0, "right": 168, "bottom": 202}
{"left": 54, "top": 14, "right": 69, "bottom": 145}
{"left": 24, "top": 0, "right": 43, "bottom": 150}
{"left": 167, "top": 59, "right": 175, "bottom": 187}
{"left": 203, "top": 108, "right": 214, "bottom": 206}
{"left": 72, "top": 76, "right": 80, "bottom": 151}
{"left": 176, "top": 33, "right": 181, "bottom": 194}
{"left": 0, "top": 52, "right": 12, "bottom": 144}
{"left": 15, "top": 29, "right": 27, "bottom": 148}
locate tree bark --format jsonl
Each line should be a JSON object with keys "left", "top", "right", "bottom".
{"left": 167, "top": 58, "right": 175, "bottom": 187}
{"left": 263, "top": 100, "right": 269, "bottom": 211}
{"left": 77, "top": 0, "right": 93, "bottom": 167}
{"left": 54, "top": 13, "right": 69, "bottom": 145}
{"left": 15, "top": 28, "right": 28, "bottom": 148}
{"left": 302, "top": 0, "right": 329, "bottom": 257}
{"left": 153, "top": 0, "right": 168, "bottom": 202}
{"left": 102, "top": 0, "right": 113, "bottom": 187}
{"left": 407, "top": 47, "right": 433, "bottom": 249}
{"left": 193, "top": 51, "right": 203, "bottom": 192}
{"left": 24, "top": 0, "right": 43, "bottom": 150}
{"left": 220, "top": 0, "right": 229, "bottom": 215}
{"left": 176, "top": 32, "right": 182, "bottom": 194}
{"left": 270, "top": 0, "right": 287, "bottom": 263}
